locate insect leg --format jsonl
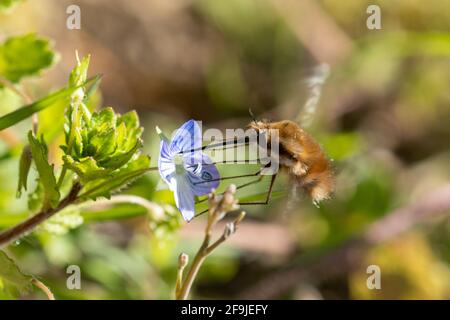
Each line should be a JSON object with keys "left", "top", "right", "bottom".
{"left": 180, "top": 137, "right": 251, "bottom": 154}
{"left": 194, "top": 174, "right": 263, "bottom": 205}
{"left": 238, "top": 173, "right": 278, "bottom": 206}
{"left": 193, "top": 168, "right": 263, "bottom": 185}
{"left": 193, "top": 175, "right": 265, "bottom": 218}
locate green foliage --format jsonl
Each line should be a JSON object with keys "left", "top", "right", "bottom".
{"left": 0, "top": 250, "right": 33, "bottom": 298}
{"left": 42, "top": 205, "right": 83, "bottom": 235}
{"left": 59, "top": 54, "right": 147, "bottom": 196}
{"left": 0, "top": 75, "right": 100, "bottom": 130}
{"left": 149, "top": 204, "right": 183, "bottom": 240}
{"left": 0, "top": 0, "right": 23, "bottom": 12}
{"left": 0, "top": 34, "right": 55, "bottom": 83}
{"left": 79, "top": 154, "right": 150, "bottom": 200}
{"left": 60, "top": 53, "right": 146, "bottom": 194}
{"left": 28, "top": 131, "right": 60, "bottom": 208}
{"left": 321, "top": 132, "right": 361, "bottom": 161}
{"left": 28, "top": 180, "right": 44, "bottom": 212}
{"left": 16, "top": 145, "right": 31, "bottom": 197}
{"left": 62, "top": 108, "right": 144, "bottom": 182}
{"left": 69, "top": 53, "right": 90, "bottom": 87}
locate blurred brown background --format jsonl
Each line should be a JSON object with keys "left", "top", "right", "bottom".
{"left": 1, "top": 0, "right": 450, "bottom": 300}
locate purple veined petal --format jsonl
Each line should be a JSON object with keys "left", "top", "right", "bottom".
{"left": 158, "top": 139, "right": 175, "bottom": 185}
{"left": 171, "top": 175, "right": 196, "bottom": 222}
{"left": 187, "top": 154, "right": 220, "bottom": 196}
{"left": 170, "top": 120, "right": 202, "bottom": 166}
{"left": 183, "top": 146, "right": 214, "bottom": 175}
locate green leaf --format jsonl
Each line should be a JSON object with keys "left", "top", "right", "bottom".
{"left": 90, "top": 128, "right": 116, "bottom": 159}
{"left": 28, "top": 131, "right": 60, "bottom": 208}
{"left": 98, "top": 139, "right": 142, "bottom": 170}
{"left": 79, "top": 155, "right": 150, "bottom": 200}
{"left": 63, "top": 155, "right": 110, "bottom": 183}
{"left": 16, "top": 145, "right": 32, "bottom": 197}
{"left": 0, "top": 34, "right": 56, "bottom": 83}
{"left": 0, "top": 250, "right": 33, "bottom": 298}
{"left": 28, "top": 180, "right": 44, "bottom": 212}
{"left": 0, "top": 0, "right": 23, "bottom": 12}
{"left": 117, "top": 110, "right": 139, "bottom": 130}
{"left": 69, "top": 53, "right": 90, "bottom": 87}
{"left": 89, "top": 107, "right": 116, "bottom": 134}
{"left": 0, "top": 75, "right": 101, "bottom": 131}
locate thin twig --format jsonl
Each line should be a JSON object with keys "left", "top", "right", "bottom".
{"left": 176, "top": 185, "right": 244, "bottom": 300}
{"left": 31, "top": 278, "right": 55, "bottom": 300}
{"left": 78, "top": 194, "right": 165, "bottom": 220}
{"left": 0, "top": 183, "right": 81, "bottom": 248}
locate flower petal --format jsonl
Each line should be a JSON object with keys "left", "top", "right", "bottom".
{"left": 170, "top": 120, "right": 202, "bottom": 166}
{"left": 187, "top": 154, "right": 220, "bottom": 196}
{"left": 171, "top": 175, "right": 196, "bottom": 222}
{"left": 158, "top": 139, "right": 175, "bottom": 185}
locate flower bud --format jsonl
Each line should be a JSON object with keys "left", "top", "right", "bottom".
{"left": 178, "top": 252, "right": 189, "bottom": 269}
{"left": 234, "top": 211, "right": 246, "bottom": 225}
{"left": 223, "top": 222, "right": 235, "bottom": 239}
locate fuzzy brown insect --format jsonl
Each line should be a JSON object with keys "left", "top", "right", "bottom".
{"left": 248, "top": 119, "right": 335, "bottom": 204}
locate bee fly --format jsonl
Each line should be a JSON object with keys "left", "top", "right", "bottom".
{"left": 188, "top": 117, "right": 334, "bottom": 215}
{"left": 247, "top": 119, "right": 334, "bottom": 205}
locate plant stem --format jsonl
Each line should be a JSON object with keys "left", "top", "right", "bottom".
{"left": 80, "top": 195, "right": 165, "bottom": 220}
{"left": 56, "top": 166, "right": 68, "bottom": 188}
{"left": 32, "top": 278, "right": 55, "bottom": 300}
{"left": 176, "top": 186, "right": 243, "bottom": 300}
{"left": 0, "top": 183, "right": 81, "bottom": 248}
{"left": 176, "top": 233, "right": 211, "bottom": 300}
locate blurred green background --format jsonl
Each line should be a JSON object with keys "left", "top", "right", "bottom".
{"left": 1, "top": 0, "right": 450, "bottom": 299}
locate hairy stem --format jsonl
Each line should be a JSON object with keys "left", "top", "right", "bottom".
{"left": 176, "top": 233, "right": 211, "bottom": 300}
{"left": 32, "top": 278, "right": 55, "bottom": 300}
{"left": 0, "top": 183, "right": 81, "bottom": 248}
{"left": 176, "top": 186, "right": 244, "bottom": 300}
{"left": 79, "top": 195, "right": 164, "bottom": 221}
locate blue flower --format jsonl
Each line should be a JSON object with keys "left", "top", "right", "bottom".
{"left": 157, "top": 120, "right": 220, "bottom": 221}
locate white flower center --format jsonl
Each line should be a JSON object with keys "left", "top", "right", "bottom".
{"left": 173, "top": 154, "right": 186, "bottom": 175}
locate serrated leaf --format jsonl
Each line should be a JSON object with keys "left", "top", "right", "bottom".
{"left": 90, "top": 128, "right": 116, "bottom": 159}
{"left": 79, "top": 155, "right": 150, "bottom": 200}
{"left": 0, "top": 250, "right": 33, "bottom": 298}
{"left": 69, "top": 53, "right": 90, "bottom": 87}
{"left": 98, "top": 139, "right": 142, "bottom": 170}
{"left": 114, "top": 122, "right": 127, "bottom": 149}
{"left": 28, "top": 131, "right": 60, "bottom": 208}
{"left": 63, "top": 155, "right": 110, "bottom": 183}
{"left": 89, "top": 107, "right": 116, "bottom": 134}
{"left": 118, "top": 111, "right": 143, "bottom": 151}
{"left": 0, "top": 75, "right": 101, "bottom": 131}
{"left": 16, "top": 145, "right": 32, "bottom": 198}
{"left": 0, "top": 34, "right": 55, "bottom": 83}
{"left": 117, "top": 110, "right": 139, "bottom": 130}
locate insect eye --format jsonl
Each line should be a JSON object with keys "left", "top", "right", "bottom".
{"left": 201, "top": 171, "right": 213, "bottom": 181}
